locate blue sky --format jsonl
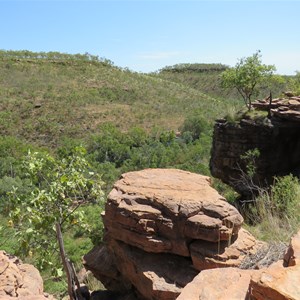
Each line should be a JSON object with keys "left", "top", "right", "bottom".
{"left": 1, "top": 0, "right": 300, "bottom": 74}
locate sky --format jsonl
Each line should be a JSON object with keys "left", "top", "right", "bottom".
{"left": 1, "top": 0, "right": 300, "bottom": 75}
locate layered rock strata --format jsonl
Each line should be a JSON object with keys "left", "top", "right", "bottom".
{"left": 178, "top": 229, "right": 300, "bottom": 300}
{"left": 253, "top": 95, "right": 300, "bottom": 122}
{"left": 84, "top": 169, "right": 263, "bottom": 300}
{"left": 0, "top": 251, "right": 55, "bottom": 300}
{"left": 210, "top": 117, "right": 300, "bottom": 196}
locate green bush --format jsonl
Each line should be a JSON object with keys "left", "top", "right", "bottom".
{"left": 245, "top": 174, "right": 300, "bottom": 242}
{"left": 179, "top": 115, "right": 209, "bottom": 141}
{"left": 271, "top": 174, "right": 300, "bottom": 216}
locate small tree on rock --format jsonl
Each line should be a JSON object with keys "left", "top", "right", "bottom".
{"left": 222, "top": 51, "right": 276, "bottom": 111}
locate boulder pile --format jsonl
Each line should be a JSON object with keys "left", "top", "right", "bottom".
{"left": 84, "top": 169, "right": 264, "bottom": 300}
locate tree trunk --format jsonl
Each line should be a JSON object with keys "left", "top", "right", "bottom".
{"left": 56, "top": 222, "right": 84, "bottom": 300}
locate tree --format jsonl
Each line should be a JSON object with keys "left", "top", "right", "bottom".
{"left": 288, "top": 71, "right": 300, "bottom": 95}
{"left": 7, "top": 147, "right": 104, "bottom": 300}
{"left": 221, "top": 51, "right": 276, "bottom": 110}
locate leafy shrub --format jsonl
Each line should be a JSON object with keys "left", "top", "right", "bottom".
{"left": 271, "top": 174, "right": 300, "bottom": 216}
{"left": 179, "top": 115, "right": 209, "bottom": 141}
{"left": 244, "top": 174, "right": 300, "bottom": 242}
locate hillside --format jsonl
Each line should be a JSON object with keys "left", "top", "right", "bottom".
{"left": 0, "top": 50, "right": 299, "bottom": 298}
{"left": 0, "top": 51, "right": 240, "bottom": 148}
{"left": 155, "top": 63, "right": 290, "bottom": 100}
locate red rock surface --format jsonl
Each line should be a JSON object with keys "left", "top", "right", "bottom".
{"left": 175, "top": 230, "right": 300, "bottom": 300}
{"left": 0, "top": 251, "right": 55, "bottom": 300}
{"left": 84, "top": 169, "right": 265, "bottom": 300}
{"left": 105, "top": 168, "right": 243, "bottom": 256}
{"left": 190, "top": 228, "right": 265, "bottom": 270}
{"left": 177, "top": 267, "right": 261, "bottom": 300}
{"left": 249, "top": 230, "right": 300, "bottom": 300}
{"left": 252, "top": 95, "right": 300, "bottom": 122}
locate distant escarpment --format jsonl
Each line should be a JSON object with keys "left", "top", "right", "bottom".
{"left": 210, "top": 96, "right": 300, "bottom": 196}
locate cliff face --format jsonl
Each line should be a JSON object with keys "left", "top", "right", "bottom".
{"left": 210, "top": 98, "right": 300, "bottom": 196}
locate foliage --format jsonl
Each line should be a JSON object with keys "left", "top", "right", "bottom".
{"left": 240, "top": 148, "right": 260, "bottom": 178}
{"left": 179, "top": 115, "right": 209, "bottom": 141}
{"left": 288, "top": 71, "right": 300, "bottom": 95}
{"left": 0, "top": 49, "right": 113, "bottom": 66}
{"left": 87, "top": 123, "right": 211, "bottom": 188}
{"left": 221, "top": 51, "right": 276, "bottom": 110}
{"left": 6, "top": 147, "right": 104, "bottom": 274}
{"left": 159, "top": 63, "right": 228, "bottom": 73}
{"left": 245, "top": 175, "right": 300, "bottom": 242}
{"left": 271, "top": 174, "right": 300, "bottom": 216}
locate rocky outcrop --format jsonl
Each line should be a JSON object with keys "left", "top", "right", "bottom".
{"left": 84, "top": 169, "right": 263, "bottom": 300}
{"left": 0, "top": 251, "right": 55, "bottom": 300}
{"left": 253, "top": 95, "right": 300, "bottom": 122}
{"left": 210, "top": 100, "right": 300, "bottom": 195}
{"left": 177, "top": 229, "right": 300, "bottom": 300}
{"left": 249, "top": 229, "right": 300, "bottom": 300}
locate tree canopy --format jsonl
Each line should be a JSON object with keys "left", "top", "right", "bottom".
{"left": 221, "top": 51, "right": 276, "bottom": 110}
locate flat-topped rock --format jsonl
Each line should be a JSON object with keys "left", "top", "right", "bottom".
{"left": 104, "top": 169, "right": 243, "bottom": 256}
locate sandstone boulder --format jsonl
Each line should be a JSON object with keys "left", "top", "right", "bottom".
{"left": 190, "top": 228, "right": 265, "bottom": 271}
{"left": 104, "top": 168, "right": 244, "bottom": 256}
{"left": 249, "top": 260, "right": 300, "bottom": 300}
{"left": 84, "top": 169, "right": 266, "bottom": 300}
{"left": 0, "top": 251, "right": 55, "bottom": 300}
{"left": 177, "top": 267, "right": 261, "bottom": 300}
{"left": 284, "top": 229, "right": 300, "bottom": 267}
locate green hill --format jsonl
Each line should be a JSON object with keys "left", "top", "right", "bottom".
{"left": 155, "top": 63, "right": 290, "bottom": 100}
{"left": 0, "top": 50, "right": 298, "bottom": 297}
{"left": 0, "top": 51, "right": 239, "bottom": 148}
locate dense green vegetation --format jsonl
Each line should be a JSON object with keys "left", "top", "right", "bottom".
{"left": 0, "top": 50, "right": 299, "bottom": 297}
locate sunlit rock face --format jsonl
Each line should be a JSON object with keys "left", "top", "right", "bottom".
{"left": 84, "top": 169, "right": 263, "bottom": 300}
{"left": 0, "top": 251, "right": 56, "bottom": 300}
